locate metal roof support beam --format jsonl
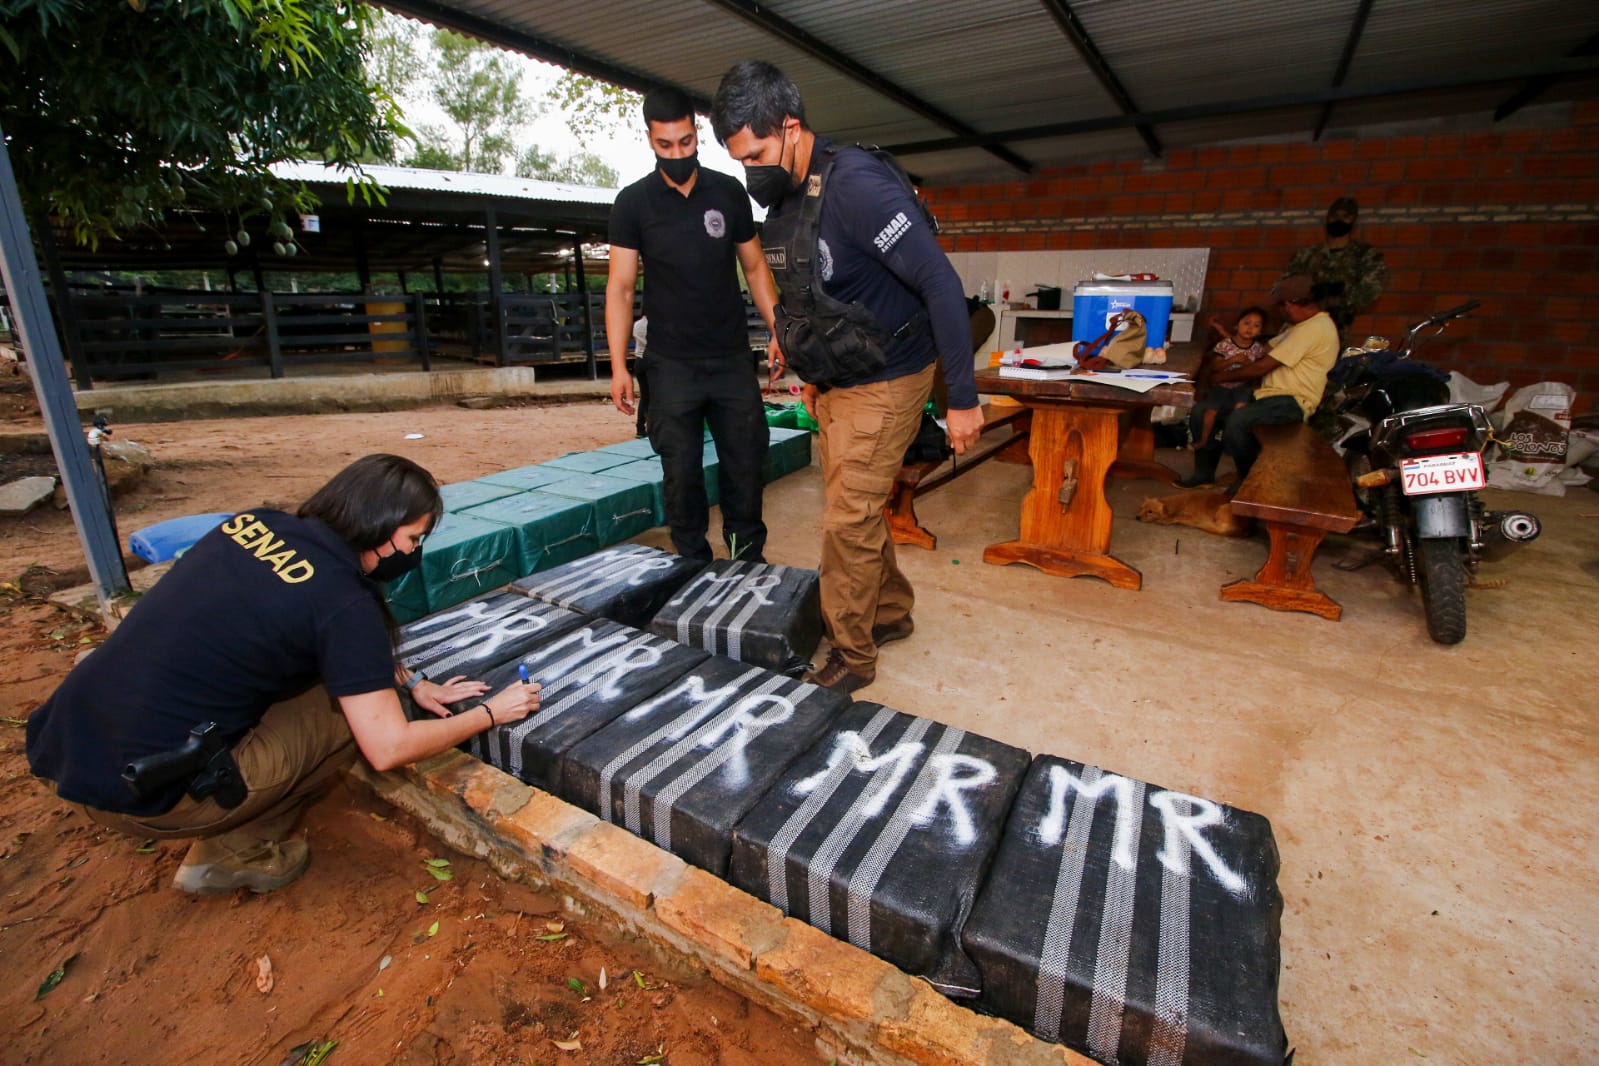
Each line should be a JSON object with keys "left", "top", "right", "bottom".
{"left": 698, "top": 0, "right": 1033, "bottom": 174}
{"left": 886, "top": 55, "right": 1599, "bottom": 155}
{"left": 0, "top": 122, "right": 130, "bottom": 606}
{"left": 1494, "top": 29, "right": 1599, "bottom": 121}
{"left": 1312, "top": 0, "right": 1375, "bottom": 140}
{"left": 377, "top": 0, "right": 710, "bottom": 109}
{"left": 1038, "top": 0, "right": 1161, "bottom": 158}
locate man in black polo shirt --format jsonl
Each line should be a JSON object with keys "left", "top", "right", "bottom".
{"left": 607, "top": 87, "right": 781, "bottom": 563}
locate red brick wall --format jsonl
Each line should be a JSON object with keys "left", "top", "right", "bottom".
{"left": 928, "top": 102, "right": 1599, "bottom": 405}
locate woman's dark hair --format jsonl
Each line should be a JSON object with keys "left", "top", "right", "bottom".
{"left": 297, "top": 454, "right": 442, "bottom": 552}
{"left": 711, "top": 60, "right": 805, "bottom": 144}
{"left": 643, "top": 86, "right": 695, "bottom": 127}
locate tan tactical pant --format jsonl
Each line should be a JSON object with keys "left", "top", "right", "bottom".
{"left": 79, "top": 685, "right": 356, "bottom": 852}
{"left": 814, "top": 364, "right": 935, "bottom": 671}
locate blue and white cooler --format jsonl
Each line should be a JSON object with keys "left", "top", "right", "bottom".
{"left": 1072, "top": 279, "right": 1175, "bottom": 350}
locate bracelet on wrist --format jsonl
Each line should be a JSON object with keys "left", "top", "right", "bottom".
{"left": 403, "top": 669, "right": 427, "bottom": 693}
{"left": 482, "top": 703, "right": 495, "bottom": 727}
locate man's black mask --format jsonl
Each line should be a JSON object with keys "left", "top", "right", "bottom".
{"left": 657, "top": 152, "right": 698, "bottom": 186}
{"left": 1326, "top": 219, "right": 1354, "bottom": 238}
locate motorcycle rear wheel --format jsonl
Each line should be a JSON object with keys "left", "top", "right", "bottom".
{"left": 1416, "top": 536, "right": 1467, "bottom": 645}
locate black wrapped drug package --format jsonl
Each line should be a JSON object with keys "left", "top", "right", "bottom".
{"left": 511, "top": 544, "right": 708, "bottom": 629}
{"left": 646, "top": 559, "right": 822, "bottom": 676}
{"left": 562, "top": 655, "right": 848, "bottom": 876}
{"left": 467, "top": 619, "right": 709, "bottom": 794}
{"left": 961, "top": 755, "right": 1288, "bottom": 1066}
{"left": 730, "top": 702, "right": 1028, "bottom": 997}
{"left": 394, "top": 591, "right": 588, "bottom": 681}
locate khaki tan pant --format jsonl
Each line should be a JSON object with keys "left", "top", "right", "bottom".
{"left": 80, "top": 686, "right": 356, "bottom": 856}
{"left": 815, "top": 364, "right": 935, "bottom": 671}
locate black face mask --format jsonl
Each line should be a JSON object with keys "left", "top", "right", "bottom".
{"left": 657, "top": 151, "right": 698, "bottom": 186}
{"left": 1325, "top": 219, "right": 1354, "bottom": 238}
{"left": 745, "top": 133, "right": 797, "bottom": 208}
{"left": 367, "top": 537, "right": 423, "bottom": 583}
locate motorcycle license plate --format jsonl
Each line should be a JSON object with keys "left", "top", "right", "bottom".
{"left": 1400, "top": 452, "right": 1485, "bottom": 495}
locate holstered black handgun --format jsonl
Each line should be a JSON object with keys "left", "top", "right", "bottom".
{"left": 121, "top": 721, "right": 247, "bottom": 810}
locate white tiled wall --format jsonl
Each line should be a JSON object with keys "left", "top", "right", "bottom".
{"left": 946, "top": 248, "right": 1210, "bottom": 313}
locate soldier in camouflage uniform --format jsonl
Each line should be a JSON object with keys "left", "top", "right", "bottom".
{"left": 1284, "top": 196, "right": 1387, "bottom": 336}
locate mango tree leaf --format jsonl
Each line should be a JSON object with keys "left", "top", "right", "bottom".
{"left": 134, "top": 840, "right": 156, "bottom": 854}
{"left": 36, "top": 953, "right": 79, "bottom": 1000}
{"left": 423, "top": 865, "right": 453, "bottom": 882}
{"left": 427, "top": 921, "right": 440, "bottom": 937}
{"left": 415, "top": 891, "right": 429, "bottom": 905}
{"left": 424, "top": 858, "right": 451, "bottom": 868}
{"left": 536, "top": 932, "right": 567, "bottom": 942}
{"left": 566, "top": 977, "right": 586, "bottom": 995}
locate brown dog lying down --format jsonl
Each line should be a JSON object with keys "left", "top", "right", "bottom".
{"left": 1136, "top": 491, "right": 1255, "bottom": 537}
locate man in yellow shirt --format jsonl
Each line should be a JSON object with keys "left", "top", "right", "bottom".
{"left": 1178, "top": 275, "right": 1340, "bottom": 489}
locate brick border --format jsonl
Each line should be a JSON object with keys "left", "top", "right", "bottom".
{"left": 353, "top": 751, "right": 1094, "bottom": 1066}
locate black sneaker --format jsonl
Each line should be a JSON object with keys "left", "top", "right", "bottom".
{"left": 871, "top": 617, "right": 915, "bottom": 645}
{"left": 805, "top": 649, "right": 874, "bottom": 694}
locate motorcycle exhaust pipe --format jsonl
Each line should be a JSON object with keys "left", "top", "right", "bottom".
{"left": 1478, "top": 511, "right": 1541, "bottom": 560}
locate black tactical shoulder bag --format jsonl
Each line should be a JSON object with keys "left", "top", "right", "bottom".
{"left": 763, "top": 145, "right": 937, "bottom": 387}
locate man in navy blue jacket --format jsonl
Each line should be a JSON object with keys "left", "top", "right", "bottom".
{"left": 712, "top": 61, "right": 982, "bottom": 694}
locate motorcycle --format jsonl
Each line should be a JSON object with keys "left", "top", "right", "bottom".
{"left": 1321, "top": 300, "right": 1541, "bottom": 645}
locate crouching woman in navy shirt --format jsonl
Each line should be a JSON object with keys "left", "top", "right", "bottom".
{"left": 26, "top": 454, "right": 539, "bottom": 895}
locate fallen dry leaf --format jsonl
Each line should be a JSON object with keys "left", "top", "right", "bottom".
{"left": 598, "top": 966, "right": 608, "bottom": 992}
{"left": 255, "top": 954, "right": 274, "bottom": 994}
{"left": 553, "top": 1033, "right": 583, "bottom": 1052}
{"left": 544, "top": 919, "right": 564, "bottom": 933}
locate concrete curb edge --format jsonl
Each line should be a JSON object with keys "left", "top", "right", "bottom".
{"left": 351, "top": 751, "right": 1093, "bottom": 1066}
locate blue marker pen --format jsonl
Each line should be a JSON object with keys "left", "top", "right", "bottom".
{"left": 518, "top": 664, "right": 532, "bottom": 685}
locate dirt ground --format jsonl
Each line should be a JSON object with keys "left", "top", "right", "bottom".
{"left": 0, "top": 384, "right": 831, "bottom": 1066}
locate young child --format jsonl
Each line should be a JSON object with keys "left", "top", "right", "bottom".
{"left": 1189, "top": 307, "right": 1271, "bottom": 450}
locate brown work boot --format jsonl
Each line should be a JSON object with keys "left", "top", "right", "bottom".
{"left": 173, "top": 838, "right": 310, "bottom": 895}
{"left": 871, "top": 616, "right": 915, "bottom": 646}
{"left": 805, "top": 649, "right": 875, "bottom": 694}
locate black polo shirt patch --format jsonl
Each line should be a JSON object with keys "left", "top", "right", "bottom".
{"left": 609, "top": 168, "right": 756, "bottom": 360}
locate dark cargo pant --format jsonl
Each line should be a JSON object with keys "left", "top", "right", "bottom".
{"left": 644, "top": 352, "right": 769, "bottom": 563}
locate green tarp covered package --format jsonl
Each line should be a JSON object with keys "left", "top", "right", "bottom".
{"left": 384, "top": 563, "right": 430, "bottom": 623}
{"left": 764, "top": 402, "right": 800, "bottom": 428}
{"left": 592, "top": 460, "right": 668, "bottom": 525}
{"left": 461, "top": 491, "right": 600, "bottom": 575}
{"left": 439, "top": 479, "right": 521, "bottom": 513}
{"left": 702, "top": 444, "right": 721, "bottom": 507}
{"left": 416, "top": 511, "right": 522, "bottom": 611}
{"left": 594, "top": 437, "right": 660, "bottom": 461}
{"left": 764, "top": 426, "right": 812, "bottom": 482}
{"left": 542, "top": 450, "right": 639, "bottom": 475}
{"left": 477, "top": 464, "right": 581, "bottom": 492}
{"left": 534, "top": 475, "right": 658, "bottom": 546}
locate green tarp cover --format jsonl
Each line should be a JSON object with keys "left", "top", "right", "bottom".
{"left": 477, "top": 464, "right": 580, "bottom": 492}
{"left": 384, "top": 564, "right": 430, "bottom": 624}
{"left": 763, "top": 403, "right": 800, "bottom": 428}
{"left": 533, "top": 474, "right": 658, "bottom": 546}
{"left": 416, "top": 511, "right": 523, "bottom": 611}
{"left": 764, "top": 426, "right": 812, "bottom": 482}
{"left": 591, "top": 460, "right": 667, "bottom": 525}
{"left": 461, "top": 491, "right": 600, "bottom": 574}
{"left": 542, "top": 451, "right": 638, "bottom": 475}
{"left": 594, "top": 437, "right": 660, "bottom": 461}
{"left": 440, "top": 480, "right": 520, "bottom": 513}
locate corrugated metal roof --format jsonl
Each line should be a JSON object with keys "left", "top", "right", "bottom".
{"left": 271, "top": 161, "right": 617, "bottom": 205}
{"left": 380, "top": 0, "right": 1599, "bottom": 183}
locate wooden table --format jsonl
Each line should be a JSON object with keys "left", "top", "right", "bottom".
{"left": 976, "top": 355, "right": 1195, "bottom": 590}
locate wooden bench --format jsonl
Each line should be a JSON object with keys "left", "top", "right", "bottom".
{"left": 885, "top": 402, "right": 1031, "bottom": 550}
{"left": 1220, "top": 422, "right": 1361, "bottom": 620}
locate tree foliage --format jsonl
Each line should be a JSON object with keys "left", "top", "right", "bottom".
{"left": 0, "top": 0, "right": 407, "bottom": 246}
{"left": 548, "top": 72, "right": 640, "bottom": 149}
{"left": 425, "top": 29, "right": 535, "bottom": 173}
{"left": 515, "top": 147, "right": 618, "bottom": 188}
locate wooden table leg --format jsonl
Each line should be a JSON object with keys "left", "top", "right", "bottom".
{"left": 1220, "top": 520, "right": 1343, "bottom": 619}
{"left": 1111, "top": 407, "right": 1178, "bottom": 485}
{"left": 983, "top": 403, "right": 1142, "bottom": 589}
